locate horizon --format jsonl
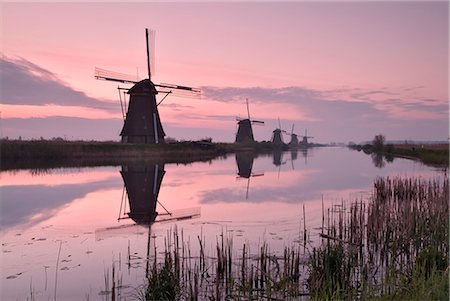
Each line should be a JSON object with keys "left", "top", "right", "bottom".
{"left": 1, "top": 1, "right": 449, "bottom": 144}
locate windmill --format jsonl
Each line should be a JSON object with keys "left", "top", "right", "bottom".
{"left": 235, "top": 98, "right": 264, "bottom": 143}
{"left": 235, "top": 152, "right": 264, "bottom": 199}
{"left": 287, "top": 124, "right": 299, "bottom": 147}
{"left": 271, "top": 118, "right": 287, "bottom": 146}
{"left": 299, "top": 128, "right": 314, "bottom": 148}
{"left": 95, "top": 28, "right": 200, "bottom": 144}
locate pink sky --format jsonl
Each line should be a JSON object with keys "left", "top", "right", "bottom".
{"left": 1, "top": 1, "right": 448, "bottom": 143}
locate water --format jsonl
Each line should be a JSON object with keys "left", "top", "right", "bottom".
{"left": 0, "top": 147, "right": 443, "bottom": 300}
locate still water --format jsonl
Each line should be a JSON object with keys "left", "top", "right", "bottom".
{"left": 0, "top": 147, "right": 443, "bottom": 300}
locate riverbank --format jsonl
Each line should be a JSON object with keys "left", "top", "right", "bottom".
{"left": 0, "top": 139, "right": 279, "bottom": 171}
{"left": 350, "top": 143, "right": 449, "bottom": 167}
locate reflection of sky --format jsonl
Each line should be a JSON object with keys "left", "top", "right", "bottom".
{"left": 0, "top": 168, "right": 121, "bottom": 231}
{"left": 0, "top": 148, "right": 443, "bottom": 300}
{"left": 200, "top": 147, "right": 437, "bottom": 205}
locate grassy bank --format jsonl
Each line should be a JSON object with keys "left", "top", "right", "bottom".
{"left": 0, "top": 139, "right": 278, "bottom": 171}
{"left": 350, "top": 143, "right": 449, "bottom": 167}
{"left": 387, "top": 143, "right": 449, "bottom": 166}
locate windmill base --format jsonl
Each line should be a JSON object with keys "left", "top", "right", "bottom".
{"left": 121, "top": 135, "right": 165, "bottom": 144}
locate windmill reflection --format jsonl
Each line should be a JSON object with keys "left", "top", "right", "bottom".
{"left": 272, "top": 149, "right": 285, "bottom": 167}
{"left": 96, "top": 163, "right": 200, "bottom": 278}
{"left": 118, "top": 164, "right": 200, "bottom": 225}
{"left": 235, "top": 152, "right": 264, "bottom": 199}
{"left": 119, "top": 164, "right": 167, "bottom": 224}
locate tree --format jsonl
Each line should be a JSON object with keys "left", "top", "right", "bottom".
{"left": 372, "top": 134, "right": 385, "bottom": 152}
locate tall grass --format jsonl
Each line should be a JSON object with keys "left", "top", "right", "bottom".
{"left": 111, "top": 176, "right": 448, "bottom": 300}
{"left": 309, "top": 176, "right": 449, "bottom": 300}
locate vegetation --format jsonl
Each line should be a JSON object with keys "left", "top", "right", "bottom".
{"left": 97, "top": 176, "right": 448, "bottom": 300}
{"left": 309, "top": 176, "right": 449, "bottom": 300}
{"left": 349, "top": 135, "right": 449, "bottom": 167}
{"left": 0, "top": 138, "right": 282, "bottom": 171}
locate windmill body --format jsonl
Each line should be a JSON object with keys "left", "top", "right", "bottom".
{"left": 271, "top": 117, "right": 287, "bottom": 146}
{"left": 271, "top": 129, "right": 284, "bottom": 145}
{"left": 289, "top": 133, "right": 299, "bottom": 146}
{"left": 235, "top": 99, "right": 264, "bottom": 143}
{"left": 299, "top": 129, "right": 314, "bottom": 148}
{"left": 236, "top": 119, "right": 254, "bottom": 142}
{"left": 120, "top": 79, "right": 165, "bottom": 144}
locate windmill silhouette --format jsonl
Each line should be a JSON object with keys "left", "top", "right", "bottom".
{"left": 287, "top": 124, "right": 299, "bottom": 147}
{"left": 235, "top": 98, "right": 264, "bottom": 142}
{"left": 271, "top": 118, "right": 287, "bottom": 146}
{"left": 299, "top": 129, "right": 314, "bottom": 148}
{"left": 95, "top": 28, "right": 200, "bottom": 144}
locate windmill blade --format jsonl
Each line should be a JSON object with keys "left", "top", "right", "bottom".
{"left": 246, "top": 98, "right": 251, "bottom": 120}
{"left": 146, "top": 28, "right": 156, "bottom": 80}
{"left": 156, "top": 86, "right": 201, "bottom": 99}
{"left": 251, "top": 120, "right": 264, "bottom": 125}
{"left": 291, "top": 124, "right": 295, "bottom": 135}
{"left": 251, "top": 172, "right": 265, "bottom": 177}
{"left": 95, "top": 67, "right": 139, "bottom": 84}
{"left": 95, "top": 223, "right": 145, "bottom": 240}
{"left": 157, "top": 83, "right": 201, "bottom": 93}
{"left": 157, "top": 207, "right": 201, "bottom": 223}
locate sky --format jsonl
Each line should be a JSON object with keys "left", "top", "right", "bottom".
{"left": 0, "top": 1, "right": 449, "bottom": 143}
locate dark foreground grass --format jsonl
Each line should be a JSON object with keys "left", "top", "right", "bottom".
{"left": 309, "top": 176, "right": 449, "bottom": 300}
{"left": 127, "top": 176, "right": 448, "bottom": 301}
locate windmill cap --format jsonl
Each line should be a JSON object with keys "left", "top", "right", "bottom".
{"left": 128, "top": 79, "right": 158, "bottom": 94}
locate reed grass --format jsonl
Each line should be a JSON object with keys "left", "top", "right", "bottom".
{"left": 310, "top": 176, "right": 449, "bottom": 300}
{"left": 107, "top": 176, "right": 448, "bottom": 300}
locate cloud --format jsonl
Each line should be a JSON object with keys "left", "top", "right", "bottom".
{"left": 0, "top": 55, "right": 119, "bottom": 112}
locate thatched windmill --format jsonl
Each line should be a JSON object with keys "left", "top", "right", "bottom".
{"left": 95, "top": 29, "right": 200, "bottom": 144}
{"left": 235, "top": 98, "right": 264, "bottom": 142}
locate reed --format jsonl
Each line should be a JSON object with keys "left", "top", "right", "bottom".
{"left": 112, "top": 176, "right": 448, "bottom": 300}
{"left": 310, "top": 176, "right": 449, "bottom": 300}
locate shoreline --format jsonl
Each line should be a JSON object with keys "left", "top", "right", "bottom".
{"left": 0, "top": 139, "right": 292, "bottom": 171}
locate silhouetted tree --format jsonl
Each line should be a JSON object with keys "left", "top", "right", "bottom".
{"left": 372, "top": 134, "right": 385, "bottom": 152}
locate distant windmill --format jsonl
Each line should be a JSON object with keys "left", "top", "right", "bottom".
{"left": 271, "top": 117, "right": 287, "bottom": 146}
{"left": 235, "top": 98, "right": 264, "bottom": 142}
{"left": 287, "top": 124, "right": 299, "bottom": 146}
{"left": 299, "top": 129, "right": 314, "bottom": 147}
{"left": 95, "top": 28, "right": 200, "bottom": 144}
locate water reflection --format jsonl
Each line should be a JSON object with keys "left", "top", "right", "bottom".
{"left": 272, "top": 149, "right": 285, "bottom": 167}
{"left": 119, "top": 164, "right": 166, "bottom": 224}
{"left": 118, "top": 164, "right": 200, "bottom": 225}
{"left": 235, "top": 152, "right": 264, "bottom": 199}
